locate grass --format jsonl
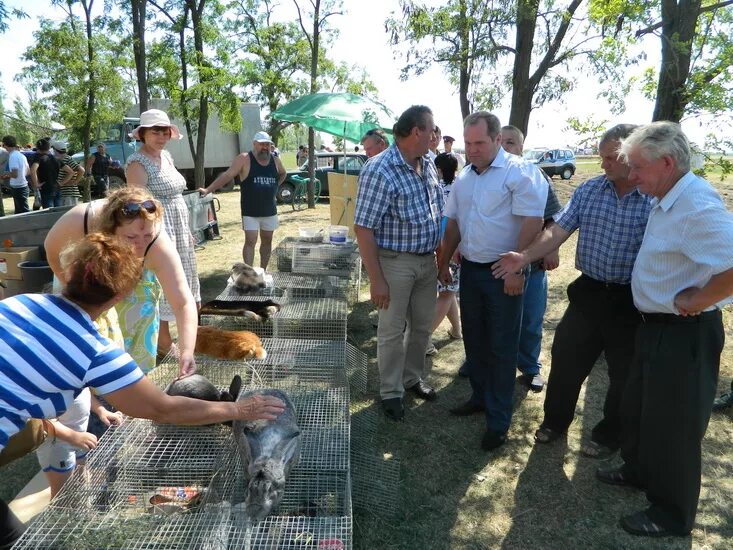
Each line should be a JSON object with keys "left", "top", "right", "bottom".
{"left": 2, "top": 162, "right": 733, "bottom": 549}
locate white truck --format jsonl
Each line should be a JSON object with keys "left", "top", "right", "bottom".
{"left": 127, "top": 99, "right": 263, "bottom": 188}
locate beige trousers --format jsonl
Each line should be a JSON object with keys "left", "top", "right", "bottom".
{"left": 376, "top": 249, "right": 437, "bottom": 399}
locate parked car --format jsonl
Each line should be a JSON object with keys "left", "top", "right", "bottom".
{"left": 523, "top": 148, "right": 576, "bottom": 180}
{"left": 278, "top": 152, "right": 367, "bottom": 203}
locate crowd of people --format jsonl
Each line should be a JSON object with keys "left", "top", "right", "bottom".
{"left": 354, "top": 106, "right": 733, "bottom": 539}
{"left": 2, "top": 102, "right": 733, "bottom": 544}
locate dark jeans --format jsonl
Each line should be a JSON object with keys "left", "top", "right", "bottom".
{"left": 460, "top": 259, "right": 523, "bottom": 434}
{"left": 40, "top": 187, "right": 61, "bottom": 208}
{"left": 620, "top": 310, "right": 722, "bottom": 535}
{"left": 0, "top": 498, "right": 25, "bottom": 548}
{"left": 541, "top": 274, "right": 640, "bottom": 448}
{"left": 11, "top": 186, "right": 29, "bottom": 214}
{"left": 518, "top": 267, "right": 547, "bottom": 376}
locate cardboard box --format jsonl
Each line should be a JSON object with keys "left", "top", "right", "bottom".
{"left": 0, "top": 247, "right": 40, "bottom": 281}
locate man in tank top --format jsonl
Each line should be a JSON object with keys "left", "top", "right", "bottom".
{"left": 199, "top": 131, "right": 286, "bottom": 269}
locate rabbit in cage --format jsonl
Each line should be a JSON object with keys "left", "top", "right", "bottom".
{"left": 199, "top": 299, "right": 281, "bottom": 322}
{"left": 195, "top": 326, "right": 268, "bottom": 360}
{"left": 165, "top": 374, "right": 242, "bottom": 427}
{"left": 230, "top": 262, "right": 266, "bottom": 293}
{"left": 233, "top": 388, "right": 300, "bottom": 521}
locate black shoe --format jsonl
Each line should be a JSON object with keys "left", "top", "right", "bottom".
{"left": 449, "top": 400, "right": 484, "bottom": 416}
{"left": 406, "top": 379, "right": 437, "bottom": 401}
{"left": 712, "top": 392, "right": 733, "bottom": 412}
{"left": 457, "top": 361, "right": 469, "bottom": 378}
{"left": 596, "top": 465, "right": 643, "bottom": 489}
{"left": 381, "top": 398, "right": 404, "bottom": 421}
{"left": 481, "top": 431, "right": 507, "bottom": 451}
{"left": 619, "top": 511, "right": 686, "bottom": 538}
{"left": 518, "top": 373, "right": 545, "bottom": 392}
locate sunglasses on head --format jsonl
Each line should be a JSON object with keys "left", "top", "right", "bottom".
{"left": 121, "top": 200, "right": 157, "bottom": 217}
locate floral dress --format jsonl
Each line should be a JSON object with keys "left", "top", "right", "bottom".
{"left": 127, "top": 149, "right": 200, "bottom": 320}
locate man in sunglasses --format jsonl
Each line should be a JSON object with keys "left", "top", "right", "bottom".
{"left": 200, "top": 131, "right": 286, "bottom": 269}
{"left": 360, "top": 128, "right": 388, "bottom": 158}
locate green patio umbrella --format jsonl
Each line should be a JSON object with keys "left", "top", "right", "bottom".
{"left": 271, "top": 92, "right": 395, "bottom": 144}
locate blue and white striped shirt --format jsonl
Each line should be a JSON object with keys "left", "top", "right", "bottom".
{"left": 554, "top": 175, "right": 652, "bottom": 284}
{"left": 354, "top": 145, "right": 444, "bottom": 253}
{"left": 0, "top": 294, "right": 143, "bottom": 451}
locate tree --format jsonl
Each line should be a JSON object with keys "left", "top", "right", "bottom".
{"left": 130, "top": 0, "right": 150, "bottom": 112}
{"left": 149, "top": 0, "right": 241, "bottom": 187}
{"left": 387, "top": 0, "right": 509, "bottom": 120}
{"left": 19, "top": 15, "right": 129, "bottom": 154}
{"left": 293, "top": 0, "right": 342, "bottom": 207}
{"left": 565, "top": 115, "right": 608, "bottom": 149}
{"left": 590, "top": 1, "right": 733, "bottom": 124}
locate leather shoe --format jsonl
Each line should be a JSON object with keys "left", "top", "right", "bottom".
{"left": 481, "top": 431, "right": 507, "bottom": 451}
{"left": 406, "top": 379, "right": 437, "bottom": 401}
{"left": 381, "top": 398, "right": 404, "bottom": 421}
{"left": 596, "top": 465, "right": 643, "bottom": 490}
{"left": 449, "top": 400, "right": 484, "bottom": 416}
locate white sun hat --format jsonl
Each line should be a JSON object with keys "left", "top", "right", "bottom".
{"left": 131, "top": 109, "right": 182, "bottom": 140}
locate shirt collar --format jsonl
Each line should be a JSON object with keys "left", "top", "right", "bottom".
{"left": 390, "top": 144, "right": 431, "bottom": 173}
{"left": 655, "top": 171, "right": 696, "bottom": 212}
{"left": 468, "top": 146, "right": 507, "bottom": 175}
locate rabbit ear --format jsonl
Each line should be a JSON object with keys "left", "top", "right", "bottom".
{"left": 229, "top": 375, "right": 242, "bottom": 400}
{"left": 275, "top": 431, "right": 300, "bottom": 463}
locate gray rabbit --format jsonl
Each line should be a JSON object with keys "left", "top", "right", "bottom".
{"left": 231, "top": 262, "right": 266, "bottom": 294}
{"left": 232, "top": 388, "right": 300, "bottom": 521}
{"left": 165, "top": 374, "right": 241, "bottom": 426}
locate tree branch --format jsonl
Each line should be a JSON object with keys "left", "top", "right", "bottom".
{"left": 635, "top": 0, "right": 733, "bottom": 37}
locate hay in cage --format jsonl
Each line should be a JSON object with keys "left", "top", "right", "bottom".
{"left": 227, "top": 514, "right": 352, "bottom": 550}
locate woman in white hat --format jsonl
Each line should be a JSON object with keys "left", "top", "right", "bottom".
{"left": 126, "top": 109, "right": 200, "bottom": 358}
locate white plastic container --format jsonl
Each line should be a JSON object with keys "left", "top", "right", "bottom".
{"left": 328, "top": 225, "right": 349, "bottom": 244}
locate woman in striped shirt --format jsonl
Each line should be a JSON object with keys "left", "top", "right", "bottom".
{"left": 0, "top": 234, "right": 284, "bottom": 547}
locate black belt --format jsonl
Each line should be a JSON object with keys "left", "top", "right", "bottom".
{"left": 640, "top": 310, "right": 720, "bottom": 324}
{"left": 462, "top": 258, "right": 497, "bottom": 268}
{"left": 381, "top": 249, "right": 434, "bottom": 257}
{"left": 580, "top": 274, "right": 630, "bottom": 291}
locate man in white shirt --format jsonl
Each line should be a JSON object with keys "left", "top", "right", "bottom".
{"left": 1, "top": 135, "right": 31, "bottom": 214}
{"left": 596, "top": 121, "right": 733, "bottom": 538}
{"left": 439, "top": 112, "right": 547, "bottom": 451}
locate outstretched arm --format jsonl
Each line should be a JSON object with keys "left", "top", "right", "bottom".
{"left": 199, "top": 153, "right": 249, "bottom": 195}
{"left": 492, "top": 223, "right": 572, "bottom": 279}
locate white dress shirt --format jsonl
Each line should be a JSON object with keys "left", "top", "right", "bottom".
{"left": 632, "top": 172, "right": 733, "bottom": 314}
{"left": 444, "top": 147, "right": 547, "bottom": 263}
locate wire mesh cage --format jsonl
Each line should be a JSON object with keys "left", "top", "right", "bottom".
{"left": 271, "top": 272, "right": 361, "bottom": 306}
{"left": 273, "top": 237, "right": 361, "bottom": 279}
{"left": 227, "top": 514, "right": 353, "bottom": 550}
{"left": 273, "top": 291, "right": 348, "bottom": 341}
{"left": 350, "top": 451, "right": 400, "bottom": 517}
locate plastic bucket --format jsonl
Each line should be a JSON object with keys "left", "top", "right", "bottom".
{"left": 328, "top": 225, "right": 349, "bottom": 244}
{"left": 18, "top": 261, "right": 54, "bottom": 293}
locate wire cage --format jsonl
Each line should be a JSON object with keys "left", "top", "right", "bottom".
{"left": 271, "top": 271, "right": 361, "bottom": 306}
{"left": 227, "top": 513, "right": 353, "bottom": 550}
{"left": 350, "top": 451, "right": 400, "bottom": 517}
{"left": 273, "top": 290, "right": 348, "bottom": 341}
{"left": 152, "top": 339, "right": 367, "bottom": 394}
{"left": 273, "top": 237, "right": 361, "bottom": 278}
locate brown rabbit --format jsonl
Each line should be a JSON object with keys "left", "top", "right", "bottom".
{"left": 195, "top": 326, "right": 267, "bottom": 360}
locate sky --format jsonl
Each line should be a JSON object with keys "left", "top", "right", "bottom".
{"left": 1, "top": 0, "right": 730, "bottom": 150}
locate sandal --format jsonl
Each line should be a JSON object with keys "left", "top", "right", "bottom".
{"left": 581, "top": 440, "right": 617, "bottom": 459}
{"left": 534, "top": 426, "right": 563, "bottom": 444}
{"left": 619, "top": 511, "right": 678, "bottom": 538}
{"left": 595, "top": 466, "right": 642, "bottom": 489}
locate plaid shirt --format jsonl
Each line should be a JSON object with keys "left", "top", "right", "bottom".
{"left": 354, "top": 144, "right": 443, "bottom": 253}
{"left": 554, "top": 175, "right": 652, "bottom": 283}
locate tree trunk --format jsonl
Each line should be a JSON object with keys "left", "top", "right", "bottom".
{"left": 508, "top": 0, "right": 538, "bottom": 137}
{"left": 131, "top": 0, "right": 149, "bottom": 113}
{"left": 306, "top": 0, "right": 321, "bottom": 209}
{"left": 652, "top": 0, "right": 701, "bottom": 122}
{"left": 82, "top": 0, "right": 95, "bottom": 185}
{"left": 457, "top": 0, "right": 470, "bottom": 120}
{"left": 189, "top": 0, "right": 208, "bottom": 189}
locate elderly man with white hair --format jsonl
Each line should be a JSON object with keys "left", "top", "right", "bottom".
{"left": 596, "top": 121, "right": 733, "bottom": 538}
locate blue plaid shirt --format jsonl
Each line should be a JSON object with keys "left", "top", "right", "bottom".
{"left": 354, "top": 144, "right": 444, "bottom": 253}
{"left": 554, "top": 175, "right": 652, "bottom": 283}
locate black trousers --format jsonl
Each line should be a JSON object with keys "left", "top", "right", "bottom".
{"left": 620, "top": 310, "right": 722, "bottom": 535}
{"left": 541, "top": 275, "right": 640, "bottom": 448}
{"left": 0, "top": 498, "right": 25, "bottom": 549}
